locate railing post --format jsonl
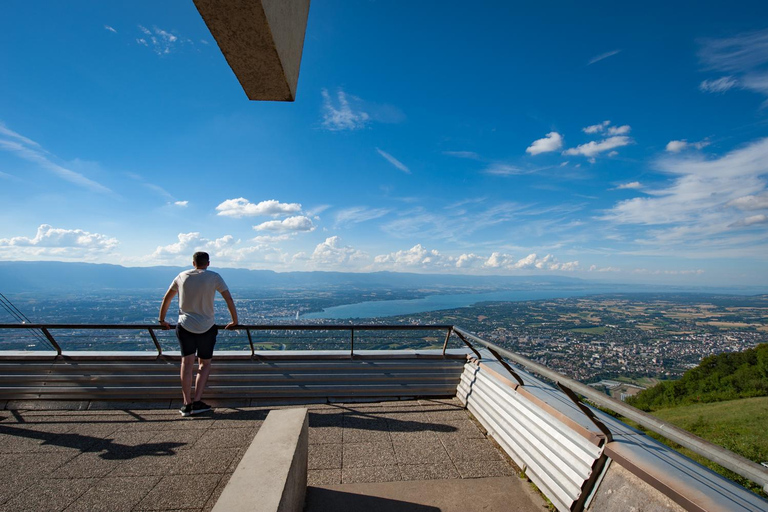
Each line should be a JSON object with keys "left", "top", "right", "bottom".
{"left": 442, "top": 327, "right": 452, "bottom": 356}
{"left": 40, "top": 327, "right": 62, "bottom": 356}
{"left": 147, "top": 328, "right": 163, "bottom": 356}
{"left": 350, "top": 328, "right": 354, "bottom": 358}
{"left": 246, "top": 328, "right": 255, "bottom": 357}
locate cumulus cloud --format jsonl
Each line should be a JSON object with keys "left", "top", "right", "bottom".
{"left": 588, "top": 50, "right": 621, "bottom": 65}
{"left": 311, "top": 236, "right": 368, "bottom": 266}
{"left": 583, "top": 121, "right": 611, "bottom": 134}
{"left": 320, "top": 89, "right": 370, "bottom": 131}
{"left": 216, "top": 198, "right": 302, "bottom": 218}
{"left": 608, "top": 125, "right": 631, "bottom": 135}
{"left": 373, "top": 246, "right": 579, "bottom": 273}
{"left": 149, "top": 232, "right": 293, "bottom": 267}
{"left": 174, "top": 200, "right": 188, "bottom": 207}
{"left": 253, "top": 216, "right": 314, "bottom": 232}
{"left": 666, "top": 139, "right": 711, "bottom": 152}
{"left": 0, "top": 225, "right": 118, "bottom": 260}
{"left": 374, "top": 244, "right": 452, "bottom": 270}
{"left": 526, "top": 132, "right": 563, "bottom": 155}
{"left": 563, "top": 136, "right": 632, "bottom": 157}
{"left": 699, "top": 76, "right": 738, "bottom": 93}
{"left": 0, "top": 123, "right": 111, "bottom": 193}
{"left": 376, "top": 148, "right": 411, "bottom": 173}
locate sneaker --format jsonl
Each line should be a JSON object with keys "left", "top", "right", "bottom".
{"left": 179, "top": 404, "right": 193, "bottom": 417}
{"left": 191, "top": 400, "right": 212, "bottom": 415}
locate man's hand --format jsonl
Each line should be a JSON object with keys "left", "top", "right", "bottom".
{"left": 159, "top": 320, "right": 171, "bottom": 330}
{"left": 224, "top": 321, "right": 238, "bottom": 330}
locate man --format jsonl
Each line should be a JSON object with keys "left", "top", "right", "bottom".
{"left": 159, "top": 251, "right": 238, "bottom": 416}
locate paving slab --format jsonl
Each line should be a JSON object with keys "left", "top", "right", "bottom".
{"left": 0, "top": 398, "right": 536, "bottom": 511}
{"left": 306, "top": 476, "right": 544, "bottom": 512}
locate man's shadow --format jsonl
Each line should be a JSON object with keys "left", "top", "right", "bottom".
{"left": 0, "top": 423, "right": 183, "bottom": 460}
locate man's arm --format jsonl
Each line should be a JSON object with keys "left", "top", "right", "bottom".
{"left": 158, "top": 288, "right": 178, "bottom": 330}
{"left": 220, "top": 290, "right": 238, "bottom": 330}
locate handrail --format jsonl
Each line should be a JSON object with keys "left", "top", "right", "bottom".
{"left": 0, "top": 323, "right": 454, "bottom": 357}
{"left": 452, "top": 326, "right": 768, "bottom": 494}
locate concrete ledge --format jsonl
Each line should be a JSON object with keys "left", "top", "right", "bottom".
{"left": 214, "top": 407, "right": 308, "bottom": 512}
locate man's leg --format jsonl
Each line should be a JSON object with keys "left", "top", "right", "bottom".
{"left": 193, "top": 357, "right": 212, "bottom": 402}
{"left": 180, "top": 354, "right": 196, "bottom": 405}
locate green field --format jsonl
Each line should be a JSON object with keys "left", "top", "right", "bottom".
{"left": 645, "top": 397, "right": 768, "bottom": 497}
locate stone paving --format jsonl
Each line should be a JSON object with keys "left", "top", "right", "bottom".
{"left": 0, "top": 398, "right": 524, "bottom": 512}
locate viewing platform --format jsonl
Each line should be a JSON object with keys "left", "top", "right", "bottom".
{"left": 1, "top": 323, "right": 767, "bottom": 512}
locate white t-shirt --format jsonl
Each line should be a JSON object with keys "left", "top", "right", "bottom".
{"left": 169, "top": 269, "right": 229, "bottom": 333}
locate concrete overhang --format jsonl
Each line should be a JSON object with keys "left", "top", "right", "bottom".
{"left": 193, "top": 0, "right": 310, "bottom": 101}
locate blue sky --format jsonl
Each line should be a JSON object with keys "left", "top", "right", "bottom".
{"left": 1, "top": 1, "right": 768, "bottom": 286}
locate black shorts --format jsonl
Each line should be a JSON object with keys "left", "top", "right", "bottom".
{"left": 176, "top": 324, "right": 218, "bottom": 359}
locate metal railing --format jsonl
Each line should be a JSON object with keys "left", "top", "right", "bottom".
{"left": 452, "top": 327, "right": 768, "bottom": 495}
{"left": 0, "top": 323, "right": 455, "bottom": 357}
{"left": 1, "top": 321, "right": 767, "bottom": 493}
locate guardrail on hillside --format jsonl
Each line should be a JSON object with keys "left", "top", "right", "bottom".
{"left": 1, "top": 322, "right": 767, "bottom": 494}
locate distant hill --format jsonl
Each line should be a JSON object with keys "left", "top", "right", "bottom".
{"left": 0, "top": 260, "right": 590, "bottom": 293}
{"left": 627, "top": 344, "right": 768, "bottom": 411}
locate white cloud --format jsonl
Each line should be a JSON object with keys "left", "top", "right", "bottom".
{"left": 148, "top": 232, "right": 295, "bottom": 268}
{"left": 698, "top": 29, "right": 768, "bottom": 73}
{"left": 305, "top": 204, "right": 332, "bottom": 218}
{"left": 666, "top": 140, "right": 688, "bottom": 153}
{"left": 588, "top": 50, "right": 621, "bottom": 65}
{"left": 608, "top": 125, "right": 631, "bottom": 135}
{"left": 252, "top": 234, "right": 291, "bottom": 244}
{"left": 698, "top": 29, "right": 768, "bottom": 101}
{"left": 174, "top": 200, "right": 188, "bottom": 207}
{"left": 730, "top": 214, "right": 768, "bottom": 227}
{"left": 376, "top": 148, "right": 411, "bottom": 174}
{"left": 253, "top": 216, "right": 314, "bottom": 232}
{"left": 0, "top": 123, "right": 111, "bottom": 193}
{"left": 373, "top": 246, "right": 579, "bottom": 273}
{"left": 615, "top": 181, "right": 643, "bottom": 190}
{"left": 483, "top": 163, "right": 526, "bottom": 176}
{"left": 699, "top": 76, "right": 738, "bottom": 93}
{"left": 104, "top": 25, "right": 117, "bottom": 33}
{"left": 374, "top": 244, "right": 453, "bottom": 270}
{"left": 666, "top": 139, "right": 711, "bottom": 153}
{"left": 583, "top": 121, "right": 610, "bottom": 134}
{"left": 563, "top": 136, "right": 632, "bottom": 157}
{"left": 526, "top": 132, "right": 563, "bottom": 155}
{"left": 726, "top": 193, "right": 768, "bottom": 211}
{"left": 311, "top": 236, "right": 368, "bottom": 266}
{"left": 216, "top": 198, "right": 302, "bottom": 218}
{"left": 334, "top": 207, "right": 390, "bottom": 228}
{"left": 602, "top": 137, "right": 768, "bottom": 248}
{"left": 0, "top": 224, "right": 118, "bottom": 260}
{"left": 137, "top": 25, "right": 182, "bottom": 55}
{"left": 320, "top": 89, "right": 370, "bottom": 131}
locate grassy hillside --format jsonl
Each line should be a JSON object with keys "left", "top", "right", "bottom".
{"left": 627, "top": 343, "right": 768, "bottom": 411}
{"left": 640, "top": 397, "right": 768, "bottom": 497}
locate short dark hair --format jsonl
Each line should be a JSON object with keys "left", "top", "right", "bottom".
{"left": 193, "top": 251, "right": 210, "bottom": 266}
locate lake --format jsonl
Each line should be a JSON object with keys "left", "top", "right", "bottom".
{"left": 300, "top": 288, "right": 616, "bottom": 319}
